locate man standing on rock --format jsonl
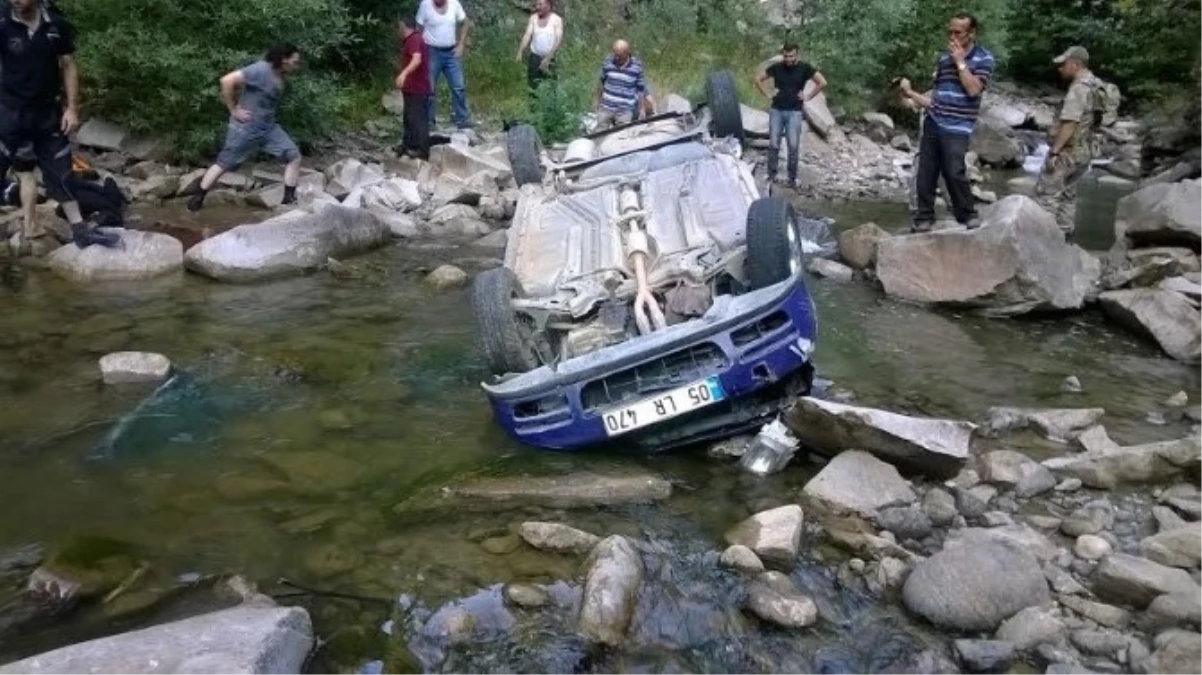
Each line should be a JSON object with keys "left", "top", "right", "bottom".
{"left": 1036, "top": 46, "right": 1101, "bottom": 237}
{"left": 187, "top": 44, "right": 303, "bottom": 212}
{"left": 594, "top": 39, "right": 647, "bottom": 130}
{"left": 516, "top": 0, "right": 563, "bottom": 98}
{"left": 0, "top": 0, "right": 118, "bottom": 249}
{"left": 898, "top": 12, "right": 994, "bottom": 232}
{"left": 754, "top": 42, "right": 826, "bottom": 188}
{"left": 417, "top": 0, "right": 473, "bottom": 130}
{"left": 397, "top": 17, "right": 431, "bottom": 160}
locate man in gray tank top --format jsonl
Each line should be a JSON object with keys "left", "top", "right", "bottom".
{"left": 187, "top": 44, "right": 303, "bottom": 212}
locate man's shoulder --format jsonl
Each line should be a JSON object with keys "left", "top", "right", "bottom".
{"left": 969, "top": 45, "right": 995, "bottom": 63}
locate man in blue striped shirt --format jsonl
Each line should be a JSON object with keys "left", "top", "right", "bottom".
{"left": 594, "top": 39, "right": 647, "bottom": 130}
{"left": 899, "top": 12, "right": 995, "bottom": 232}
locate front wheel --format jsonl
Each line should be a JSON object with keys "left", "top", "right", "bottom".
{"left": 705, "top": 70, "right": 744, "bottom": 141}
{"left": 745, "top": 197, "right": 802, "bottom": 290}
{"left": 506, "top": 124, "right": 544, "bottom": 187}
{"left": 472, "top": 267, "right": 543, "bottom": 376}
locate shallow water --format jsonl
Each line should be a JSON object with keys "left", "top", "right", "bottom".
{"left": 0, "top": 189, "right": 1197, "bottom": 671}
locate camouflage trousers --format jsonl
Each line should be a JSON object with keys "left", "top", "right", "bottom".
{"left": 1034, "top": 153, "right": 1090, "bottom": 235}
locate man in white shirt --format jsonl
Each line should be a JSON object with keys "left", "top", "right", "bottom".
{"left": 515, "top": 0, "right": 563, "bottom": 96}
{"left": 416, "top": 0, "right": 473, "bottom": 129}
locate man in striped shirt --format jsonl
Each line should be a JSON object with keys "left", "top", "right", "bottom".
{"left": 594, "top": 39, "right": 647, "bottom": 130}
{"left": 899, "top": 12, "right": 995, "bottom": 232}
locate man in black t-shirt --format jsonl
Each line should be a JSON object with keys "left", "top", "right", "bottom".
{"left": 754, "top": 42, "right": 827, "bottom": 188}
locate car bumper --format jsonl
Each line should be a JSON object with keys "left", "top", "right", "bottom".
{"left": 482, "top": 275, "right": 818, "bottom": 451}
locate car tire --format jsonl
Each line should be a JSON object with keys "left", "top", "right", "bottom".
{"left": 506, "top": 124, "right": 544, "bottom": 187}
{"left": 745, "top": 197, "right": 802, "bottom": 290}
{"left": 472, "top": 267, "right": 542, "bottom": 375}
{"left": 705, "top": 70, "right": 744, "bottom": 141}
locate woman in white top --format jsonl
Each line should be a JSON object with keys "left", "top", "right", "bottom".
{"left": 515, "top": 0, "right": 563, "bottom": 96}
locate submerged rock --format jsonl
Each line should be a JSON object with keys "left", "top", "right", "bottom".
{"left": 982, "top": 406, "right": 1105, "bottom": 441}
{"left": 719, "top": 545, "right": 765, "bottom": 574}
{"left": 503, "top": 583, "right": 550, "bottom": 609}
{"left": 395, "top": 471, "right": 672, "bottom": 515}
{"left": 744, "top": 571, "right": 817, "bottom": 629}
{"left": 875, "top": 195, "right": 1100, "bottom": 315}
{"left": 578, "top": 535, "right": 643, "bottom": 646}
{"left": 785, "top": 398, "right": 973, "bottom": 477}
{"left": 1042, "top": 435, "right": 1200, "bottom": 489}
{"left": 48, "top": 229, "right": 183, "bottom": 282}
{"left": 802, "top": 450, "right": 917, "bottom": 516}
{"left": 0, "top": 605, "right": 312, "bottom": 674}
{"left": 723, "top": 504, "right": 803, "bottom": 568}
{"left": 98, "top": 352, "right": 171, "bottom": 385}
{"left": 519, "top": 522, "right": 601, "bottom": 556}
{"left": 424, "top": 264, "right": 469, "bottom": 291}
{"left": 902, "top": 539, "right": 1049, "bottom": 632}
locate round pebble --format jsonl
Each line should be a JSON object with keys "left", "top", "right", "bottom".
{"left": 1074, "top": 534, "right": 1112, "bottom": 561}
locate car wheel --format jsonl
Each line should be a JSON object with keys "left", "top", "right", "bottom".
{"left": 472, "top": 267, "right": 543, "bottom": 375}
{"left": 745, "top": 197, "right": 803, "bottom": 290}
{"left": 506, "top": 124, "right": 545, "bottom": 187}
{"left": 705, "top": 70, "right": 744, "bottom": 141}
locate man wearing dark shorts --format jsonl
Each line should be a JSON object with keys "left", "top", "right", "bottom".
{"left": 0, "top": 0, "right": 117, "bottom": 249}
{"left": 188, "top": 44, "right": 302, "bottom": 212}
{"left": 396, "top": 17, "right": 431, "bottom": 160}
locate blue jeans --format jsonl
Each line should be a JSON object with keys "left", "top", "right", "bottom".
{"left": 768, "top": 108, "right": 804, "bottom": 181}
{"left": 426, "top": 46, "right": 471, "bottom": 129}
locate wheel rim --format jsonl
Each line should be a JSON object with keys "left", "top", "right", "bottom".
{"left": 786, "top": 218, "right": 803, "bottom": 276}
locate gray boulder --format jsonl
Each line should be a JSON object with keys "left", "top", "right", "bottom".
{"left": 75, "top": 117, "right": 128, "bottom": 151}
{"left": 740, "top": 104, "right": 769, "bottom": 136}
{"left": 424, "top": 264, "right": 469, "bottom": 291}
{"left": 1043, "top": 436, "right": 1200, "bottom": 489}
{"left": 802, "top": 82, "right": 837, "bottom": 138}
{"left": 184, "top": 205, "right": 392, "bottom": 283}
{"left": 1093, "top": 553, "right": 1200, "bottom": 608}
{"left": 430, "top": 141, "right": 512, "bottom": 184}
{"left": 578, "top": 535, "right": 644, "bottom": 646}
{"left": 744, "top": 571, "right": 818, "bottom": 628}
{"left": 1059, "top": 594, "right": 1131, "bottom": 629}
{"left": 324, "top": 158, "right": 386, "bottom": 197}
{"left": 979, "top": 449, "right": 1056, "bottom": 497}
{"left": 970, "top": 116, "right": 1023, "bottom": 167}
{"left": 724, "top": 504, "right": 803, "bottom": 567}
{"left": 1114, "top": 178, "right": 1200, "bottom": 249}
{"left": 876, "top": 196, "right": 1100, "bottom": 316}
{"left": 719, "top": 545, "right": 765, "bottom": 574}
{"left": 983, "top": 406, "right": 1106, "bottom": 441}
{"left": 519, "top": 522, "right": 600, "bottom": 556}
{"left": 1061, "top": 500, "right": 1116, "bottom": 537}
{"left": 1139, "top": 629, "right": 1201, "bottom": 674}
{"left": 801, "top": 450, "right": 916, "bottom": 516}
{"left": 922, "top": 487, "right": 958, "bottom": 526}
{"left": 1144, "top": 593, "right": 1202, "bottom": 631}
{"left": 837, "top": 222, "right": 890, "bottom": 269}
{"left": 995, "top": 605, "right": 1067, "bottom": 651}
{"left": 427, "top": 204, "right": 491, "bottom": 238}
{"left": 806, "top": 257, "right": 854, "bottom": 282}
{"left": 903, "top": 539, "right": 1049, "bottom": 631}
{"left": 785, "top": 397, "right": 973, "bottom": 477}
{"left": 1099, "top": 289, "right": 1201, "bottom": 363}
{"left": 0, "top": 605, "right": 312, "bottom": 674}
{"left": 48, "top": 229, "right": 183, "bottom": 282}
{"left": 953, "top": 639, "right": 1016, "bottom": 673}
{"left": 875, "top": 504, "right": 933, "bottom": 541}
{"left": 945, "top": 524, "right": 1058, "bottom": 562}
{"left": 1140, "top": 526, "right": 1201, "bottom": 569}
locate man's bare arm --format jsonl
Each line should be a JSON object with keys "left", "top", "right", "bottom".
{"left": 754, "top": 72, "right": 773, "bottom": 100}
{"left": 803, "top": 71, "right": 826, "bottom": 101}
{"left": 516, "top": 16, "right": 532, "bottom": 60}
{"left": 59, "top": 54, "right": 80, "bottom": 133}
{"left": 219, "top": 70, "right": 247, "bottom": 117}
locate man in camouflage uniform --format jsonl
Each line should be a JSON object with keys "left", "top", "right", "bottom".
{"left": 1036, "top": 46, "right": 1100, "bottom": 237}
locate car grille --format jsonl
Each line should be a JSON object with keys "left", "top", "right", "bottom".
{"left": 731, "top": 311, "right": 789, "bottom": 347}
{"left": 580, "top": 342, "right": 728, "bottom": 410}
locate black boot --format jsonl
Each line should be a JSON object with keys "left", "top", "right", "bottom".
{"left": 71, "top": 221, "right": 120, "bottom": 249}
{"left": 186, "top": 190, "right": 208, "bottom": 212}
{"left": 282, "top": 184, "right": 297, "bottom": 205}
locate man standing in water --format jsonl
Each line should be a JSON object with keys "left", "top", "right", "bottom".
{"left": 1036, "top": 46, "right": 1103, "bottom": 237}
{"left": 187, "top": 44, "right": 303, "bottom": 212}
{"left": 396, "top": 17, "right": 431, "bottom": 160}
{"left": 417, "top": 0, "right": 473, "bottom": 130}
{"left": 594, "top": 39, "right": 647, "bottom": 130}
{"left": 516, "top": 0, "right": 563, "bottom": 97}
{"left": 898, "top": 12, "right": 994, "bottom": 232}
{"left": 0, "top": 0, "right": 117, "bottom": 249}
{"left": 754, "top": 42, "right": 826, "bottom": 188}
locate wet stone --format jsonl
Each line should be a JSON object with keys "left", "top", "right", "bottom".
{"left": 480, "top": 534, "right": 521, "bottom": 555}
{"left": 922, "top": 487, "right": 958, "bottom": 527}
{"left": 876, "top": 504, "right": 933, "bottom": 540}
{"left": 303, "top": 544, "right": 363, "bottom": 578}
{"left": 954, "top": 639, "right": 1016, "bottom": 673}
{"left": 719, "top": 545, "right": 765, "bottom": 574}
{"left": 744, "top": 571, "right": 818, "bottom": 629}
{"left": 503, "top": 583, "right": 550, "bottom": 608}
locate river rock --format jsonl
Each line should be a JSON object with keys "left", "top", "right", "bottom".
{"left": 862, "top": 112, "right": 895, "bottom": 143}
{"left": 1075, "top": 535, "right": 1113, "bottom": 561}
{"left": 806, "top": 257, "right": 854, "bottom": 282}
{"left": 431, "top": 142, "right": 512, "bottom": 184}
{"left": 425, "top": 264, "right": 468, "bottom": 291}
{"left": 131, "top": 174, "right": 180, "bottom": 201}
{"left": 1152, "top": 505, "right": 1189, "bottom": 532}
{"left": 983, "top": 407, "right": 1106, "bottom": 441}
{"left": 786, "top": 398, "right": 973, "bottom": 477}
{"left": 802, "top": 83, "right": 837, "bottom": 138}
{"left": 740, "top": 104, "right": 769, "bottom": 136}
{"left": 876, "top": 195, "right": 1100, "bottom": 316}
{"left": 902, "top": 539, "right": 1049, "bottom": 631}
{"left": 1070, "top": 629, "right": 1135, "bottom": 658}
{"left": 48, "top": 229, "right": 183, "bottom": 282}
{"left": 370, "top": 209, "right": 419, "bottom": 238}
{"left": 185, "top": 205, "right": 391, "bottom": 283}
{"left": 395, "top": 471, "right": 672, "bottom": 514}
{"left": 984, "top": 102, "right": 1029, "bottom": 128}
{"left": 954, "top": 639, "right": 1016, "bottom": 673}
{"left": 474, "top": 230, "right": 508, "bottom": 250}
{"left": 724, "top": 504, "right": 803, "bottom": 567}
{"left": 324, "top": 158, "right": 386, "bottom": 197}
{"left": 1062, "top": 500, "right": 1116, "bottom": 537}
{"left": 503, "top": 583, "right": 550, "bottom": 608}
{"left": 427, "top": 203, "right": 491, "bottom": 238}
{"left": 970, "top": 116, "right": 1023, "bottom": 167}
{"left": 1140, "top": 629, "right": 1201, "bottom": 674}
{"left": 519, "top": 522, "right": 600, "bottom": 556}
{"left": 1128, "top": 247, "right": 1202, "bottom": 273}
{"left": 1145, "top": 593, "right": 1201, "bottom": 631}
{"left": 358, "top": 177, "right": 423, "bottom": 212}
{"left": 0, "top": 605, "right": 312, "bottom": 674}
{"left": 1059, "top": 594, "right": 1131, "bottom": 629}
{"left": 802, "top": 450, "right": 916, "bottom": 516}
{"left": 996, "top": 605, "right": 1068, "bottom": 651}
{"left": 837, "top": 222, "right": 890, "bottom": 269}
{"left": 75, "top": 117, "right": 128, "bottom": 151}
{"left": 1114, "top": 179, "right": 1201, "bottom": 249}
{"left": 1140, "top": 526, "right": 1201, "bottom": 569}
{"left": 876, "top": 504, "right": 932, "bottom": 541}
{"left": 578, "top": 535, "right": 644, "bottom": 646}
{"left": 1093, "top": 553, "right": 1200, "bottom": 608}
{"left": 1042, "top": 436, "right": 1200, "bottom": 489}
{"left": 1076, "top": 425, "right": 1121, "bottom": 454}
{"left": 1158, "top": 276, "right": 1202, "bottom": 301}
{"left": 922, "top": 487, "right": 958, "bottom": 526}
{"left": 945, "top": 524, "right": 1058, "bottom": 562}
{"left": 744, "top": 570, "right": 818, "bottom": 628}
{"left": 980, "top": 449, "right": 1056, "bottom": 497}
{"left": 719, "top": 545, "right": 765, "bottom": 573}
{"left": 1098, "top": 289, "right": 1200, "bottom": 363}
{"left": 98, "top": 352, "right": 171, "bottom": 385}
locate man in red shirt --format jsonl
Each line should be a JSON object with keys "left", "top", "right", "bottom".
{"left": 396, "top": 17, "right": 431, "bottom": 159}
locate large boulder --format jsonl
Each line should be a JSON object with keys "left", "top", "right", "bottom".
{"left": 47, "top": 230, "right": 183, "bottom": 282}
{"left": 979, "top": 450, "right": 1056, "bottom": 497}
{"left": 184, "top": 204, "right": 392, "bottom": 283}
{"left": 1114, "top": 179, "right": 1201, "bottom": 250}
{"left": 740, "top": 104, "right": 770, "bottom": 136}
{"left": 970, "top": 116, "right": 1023, "bottom": 167}
{"left": 1140, "top": 526, "right": 1202, "bottom": 569}
{"left": 801, "top": 450, "right": 917, "bottom": 516}
{"left": 0, "top": 605, "right": 312, "bottom": 674}
{"left": 1042, "top": 436, "right": 1200, "bottom": 489}
{"left": 324, "top": 158, "right": 386, "bottom": 197}
{"left": 75, "top": 117, "right": 128, "bottom": 151}
{"left": 785, "top": 397, "right": 973, "bottom": 477}
{"left": 430, "top": 142, "right": 512, "bottom": 183}
{"left": 803, "top": 82, "right": 837, "bottom": 138}
{"left": 1140, "top": 630, "right": 1202, "bottom": 674}
{"left": 724, "top": 504, "right": 803, "bottom": 567}
{"left": 578, "top": 535, "right": 644, "bottom": 646}
{"left": 1099, "top": 289, "right": 1201, "bottom": 363}
{"left": 876, "top": 195, "right": 1101, "bottom": 315}
{"left": 902, "top": 539, "right": 1049, "bottom": 631}
{"left": 426, "top": 204, "right": 491, "bottom": 238}
{"left": 1093, "top": 554, "right": 1200, "bottom": 608}
{"left": 982, "top": 407, "right": 1106, "bottom": 441}
{"left": 838, "top": 222, "right": 890, "bottom": 269}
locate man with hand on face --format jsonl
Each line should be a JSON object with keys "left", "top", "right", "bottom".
{"left": 897, "top": 12, "right": 995, "bottom": 232}
{"left": 754, "top": 42, "right": 826, "bottom": 189}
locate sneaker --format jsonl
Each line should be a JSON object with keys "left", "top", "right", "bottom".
{"left": 186, "top": 191, "right": 206, "bottom": 213}
{"left": 71, "top": 223, "right": 121, "bottom": 249}
{"left": 910, "top": 221, "right": 934, "bottom": 234}
{"left": 964, "top": 217, "right": 982, "bottom": 230}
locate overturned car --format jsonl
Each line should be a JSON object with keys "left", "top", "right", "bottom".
{"left": 472, "top": 71, "right": 818, "bottom": 451}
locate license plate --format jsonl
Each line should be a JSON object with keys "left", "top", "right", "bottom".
{"left": 602, "top": 376, "right": 726, "bottom": 437}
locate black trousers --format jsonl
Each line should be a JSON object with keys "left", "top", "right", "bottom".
{"left": 0, "top": 102, "right": 75, "bottom": 203}
{"left": 914, "top": 117, "right": 977, "bottom": 225}
{"left": 527, "top": 53, "right": 553, "bottom": 96}
{"left": 401, "top": 92, "right": 430, "bottom": 159}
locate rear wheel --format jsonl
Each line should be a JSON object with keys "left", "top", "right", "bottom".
{"left": 745, "top": 197, "right": 802, "bottom": 290}
{"left": 472, "top": 267, "right": 543, "bottom": 375}
{"left": 506, "top": 124, "right": 544, "bottom": 187}
{"left": 705, "top": 70, "right": 744, "bottom": 141}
